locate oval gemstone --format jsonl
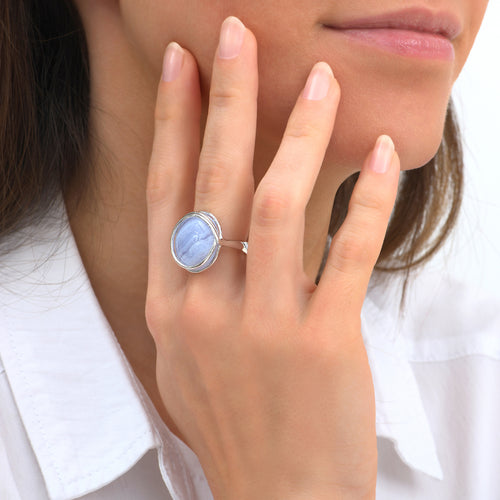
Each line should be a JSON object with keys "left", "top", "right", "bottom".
{"left": 173, "top": 216, "right": 217, "bottom": 268}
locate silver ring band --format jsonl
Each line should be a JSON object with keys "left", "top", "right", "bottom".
{"left": 220, "top": 239, "right": 248, "bottom": 254}
{"left": 171, "top": 211, "right": 248, "bottom": 273}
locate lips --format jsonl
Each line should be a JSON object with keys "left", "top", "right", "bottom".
{"left": 322, "top": 7, "right": 461, "bottom": 61}
{"left": 323, "top": 7, "right": 462, "bottom": 41}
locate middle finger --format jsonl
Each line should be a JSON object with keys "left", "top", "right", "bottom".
{"left": 193, "top": 16, "right": 258, "bottom": 284}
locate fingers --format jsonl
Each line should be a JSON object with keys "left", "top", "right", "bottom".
{"left": 146, "top": 15, "right": 399, "bottom": 331}
{"left": 193, "top": 17, "right": 258, "bottom": 284}
{"left": 246, "top": 63, "right": 341, "bottom": 306}
{"left": 311, "top": 135, "right": 400, "bottom": 319}
{"left": 146, "top": 42, "right": 201, "bottom": 296}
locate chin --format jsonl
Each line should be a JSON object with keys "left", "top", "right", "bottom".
{"left": 322, "top": 90, "right": 451, "bottom": 174}
{"left": 392, "top": 127, "right": 446, "bottom": 171}
{"left": 316, "top": 121, "right": 447, "bottom": 183}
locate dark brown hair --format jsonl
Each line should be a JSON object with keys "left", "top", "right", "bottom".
{"left": 329, "top": 104, "right": 463, "bottom": 274}
{"left": 1, "top": 0, "right": 462, "bottom": 276}
{"left": 0, "top": 0, "right": 90, "bottom": 247}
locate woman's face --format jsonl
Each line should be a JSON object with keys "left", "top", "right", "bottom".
{"left": 121, "top": 0, "right": 488, "bottom": 174}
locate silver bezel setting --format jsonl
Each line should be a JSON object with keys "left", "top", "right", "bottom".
{"left": 170, "top": 211, "right": 223, "bottom": 273}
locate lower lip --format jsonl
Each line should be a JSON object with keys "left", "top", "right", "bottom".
{"left": 329, "top": 28, "right": 455, "bottom": 61}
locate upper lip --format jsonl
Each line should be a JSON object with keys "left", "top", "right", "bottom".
{"left": 323, "top": 7, "right": 462, "bottom": 41}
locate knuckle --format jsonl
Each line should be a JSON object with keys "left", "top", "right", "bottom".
{"left": 284, "top": 119, "right": 322, "bottom": 142}
{"left": 331, "top": 229, "right": 371, "bottom": 270}
{"left": 146, "top": 168, "right": 171, "bottom": 206}
{"left": 195, "top": 157, "right": 231, "bottom": 196}
{"left": 253, "top": 185, "right": 296, "bottom": 228}
{"left": 145, "top": 293, "right": 171, "bottom": 341}
{"left": 209, "top": 85, "right": 244, "bottom": 109}
{"left": 350, "top": 188, "right": 389, "bottom": 218}
{"left": 154, "top": 104, "right": 176, "bottom": 124}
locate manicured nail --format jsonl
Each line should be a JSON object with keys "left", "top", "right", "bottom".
{"left": 368, "top": 135, "right": 395, "bottom": 173}
{"left": 218, "top": 16, "right": 245, "bottom": 59}
{"left": 162, "top": 42, "right": 184, "bottom": 82}
{"left": 303, "top": 62, "right": 333, "bottom": 101}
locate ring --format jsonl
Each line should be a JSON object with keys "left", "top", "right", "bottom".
{"left": 171, "top": 211, "right": 248, "bottom": 273}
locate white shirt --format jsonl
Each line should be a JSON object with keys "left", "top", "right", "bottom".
{"left": 1, "top": 201, "right": 499, "bottom": 500}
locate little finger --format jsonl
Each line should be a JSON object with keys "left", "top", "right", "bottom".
{"left": 312, "top": 135, "right": 400, "bottom": 319}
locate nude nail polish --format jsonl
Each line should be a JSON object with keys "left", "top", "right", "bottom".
{"left": 303, "top": 62, "right": 333, "bottom": 101}
{"left": 162, "top": 42, "right": 184, "bottom": 82}
{"left": 369, "top": 135, "right": 395, "bottom": 173}
{"left": 218, "top": 16, "right": 245, "bottom": 60}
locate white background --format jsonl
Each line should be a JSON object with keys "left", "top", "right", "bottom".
{"left": 430, "top": 1, "right": 500, "bottom": 297}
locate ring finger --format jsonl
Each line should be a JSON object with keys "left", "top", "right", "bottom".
{"left": 147, "top": 42, "right": 202, "bottom": 295}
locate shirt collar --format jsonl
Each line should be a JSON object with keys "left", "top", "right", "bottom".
{"left": 362, "top": 281, "right": 444, "bottom": 480}
{"left": 0, "top": 202, "right": 442, "bottom": 500}
{"left": 0, "top": 201, "right": 206, "bottom": 500}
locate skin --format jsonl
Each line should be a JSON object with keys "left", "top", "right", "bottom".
{"left": 69, "top": 1, "right": 488, "bottom": 496}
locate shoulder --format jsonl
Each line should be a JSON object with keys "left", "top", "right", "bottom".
{"left": 405, "top": 272, "right": 500, "bottom": 362}
{"left": 368, "top": 270, "right": 500, "bottom": 363}
{"left": 367, "top": 272, "right": 500, "bottom": 495}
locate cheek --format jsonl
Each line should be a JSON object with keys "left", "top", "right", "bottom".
{"left": 254, "top": 38, "right": 454, "bottom": 175}
{"left": 121, "top": 0, "right": 223, "bottom": 81}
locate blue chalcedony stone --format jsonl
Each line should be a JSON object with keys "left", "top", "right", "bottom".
{"left": 173, "top": 216, "right": 217, "bottom": 268}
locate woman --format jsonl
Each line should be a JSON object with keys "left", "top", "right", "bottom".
{"left": 1, "top": 1, "right": 498, "bottom": 499}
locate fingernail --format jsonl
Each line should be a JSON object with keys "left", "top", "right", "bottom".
{"left": 218, "top": 16, "right": 245, "bottom": 60}
{"left": 303, "top": 62, "right": 333, "bottom": 101}
{"left": 162, "top": 42, "right": 184, "bottom": 82}
{"left": 368, "top": 135, "right": 395, "bottom": 173}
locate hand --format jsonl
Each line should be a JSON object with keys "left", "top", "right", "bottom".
{"left": 145, "top": 16, "right": 400, "bottom": 500}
